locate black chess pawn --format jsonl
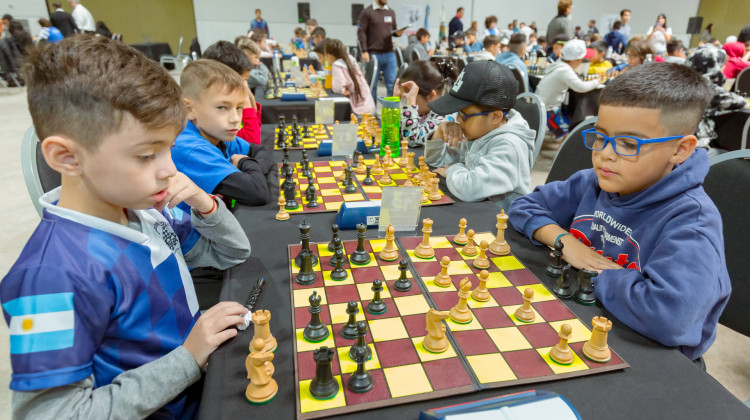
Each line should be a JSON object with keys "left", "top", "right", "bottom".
{"left": 340, "top": 301, "right": 359, "bottom": 339}
{"left": 343, "top": 166, "right": 358, "bottom": 194}
{"left": 574, "top": 269, "right": 598, "bottom": 305}
{"left": 283, "top": 143, "right": 290, "bottom": 163}
{"left": 330, "top": 248, "right": 348, "bottom": 280}
{"left": 301, "top": 150, "right": 312, "bottom": 178}
{"left": 393, "top": 259, "right": 413, "bottom": 292}
{"left": 552, "top": 264, "right": 575, "bottom": 299}
{"left": 294, "top": 218, "right": 318, "bottom": 268}
{"left": 291, "top": 131, "right": 301, "bottom": 148}
{"left": 328, "top": 236, "right": 347, "bottom": 267}
{"left": 328, "top": 224, "right": 340, "bottom": 252}
{"left": 362, "top": 166, "right": 374, "bottom": 185}
{"left": 277, "top": 129, "right": 286, "bottom": 148}
{"left": 349, "top": 223, "right": 372, "bottom": 265}
{"left": 303, "top": 291, "right": 329, "bottom": 342}
{"left": 546, "top": 238, "right": 565, "bottom": 278}
{"left": 348, "top": 321, "right": 372, "bottom": 361}
{"left": 281, "top": 160, "right": 292, "bottom": 188}
{"left": 347, "top": 345, "right": 374, "bottom": 393}
{"left": 283, "top": 178, "right": 299, "bottom": 210}
{"left": 302, "top": 119, "right": 310, "bottom": 137}
{"left": 367, "top": 279, "right": 387, "bottom": 314}
{"left": 353, "top": 150, "right": 362, "bottom": 169}
{"left": 310, "top": 346, "right": 339, "bottom": 399}
{"left": 305, "top": 184, "right": 319, "bottom": 208}
{"left": 296, "top": 250, "right": 317, "bottom": 285}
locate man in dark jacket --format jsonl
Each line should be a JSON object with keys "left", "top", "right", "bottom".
{"left": 448, "top": 7, "right": 464, "bottom": 43}
{"left": 49, "top": 2, "right": 78, "bottom": 37}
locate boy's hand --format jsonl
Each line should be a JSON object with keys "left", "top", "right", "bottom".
{"left": 154, "top": 172, "right": 214, "bottom": 214}
{"left": 231, "top": 154, "right": 247, "bottom": 168}
{"left": 440, "top": 121, "right": 466, "bottom": 148}
{"left": 243, "top": 82, "right": 256, "bottom": 110}
{"left": 182, "top": 301, "right": 248, "bottom": 368}
{"left": 400, "top": 80, "right": 419, "bottom": 106}
{"left": 433, "top": 166, "right": 448, "bottom": 177}
{"left": 559, "top": 236, "right": 624, "bottom": 272}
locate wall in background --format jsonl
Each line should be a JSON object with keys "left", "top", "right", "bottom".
{"left": 0, "top": 0, "right": 50, "bottom": 38}
{"left": 691, "top": 0, "right": 750, "bottom": 47}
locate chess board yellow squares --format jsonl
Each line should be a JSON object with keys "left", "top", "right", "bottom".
{"left": 278, "top": 161, "right": 366, "bottom": 214}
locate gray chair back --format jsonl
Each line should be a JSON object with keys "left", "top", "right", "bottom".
{"left": 505, "top": 63, "right": 529, "bottom": 94}
{"left": 365, "top": 56, "right": 378, "bottom": 91}
{"left": 545, "top": 116, "right": 597, "bottom": 183}
{"left": 734, "top": 67, "right": 750, "bottom": 97}
{"left": 513, "top": 92, "right": 546, "bottom": 164}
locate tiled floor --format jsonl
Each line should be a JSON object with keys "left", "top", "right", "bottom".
{"left": 0, "top": 86, "right": 748, "bottom": 418}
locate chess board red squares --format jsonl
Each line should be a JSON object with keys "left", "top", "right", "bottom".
{"left": 289, "top": 240, "right": 475, "bottom": 419}
{"left": 274, "top": 124, "right": 331, "bottom": 150}
{"left": 352, "top": 158, "right": 455, "bottom": 207}
{"left": 277, "top": 161, "right": 366, "bottom": 213}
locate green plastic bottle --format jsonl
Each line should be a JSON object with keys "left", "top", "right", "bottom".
{"left": 379, "top": 96, "right": 401, "bottom": 158}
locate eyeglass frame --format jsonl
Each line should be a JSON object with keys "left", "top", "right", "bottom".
{"left": 457, "top": 109, "right": 506, "bottom": 122}
{"left": 581, "top": 128, "right": 684, "bottom": 156}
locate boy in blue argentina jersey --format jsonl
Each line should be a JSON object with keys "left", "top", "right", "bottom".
{"left": 1, "top": 36, "right": 251, "bottom": 418}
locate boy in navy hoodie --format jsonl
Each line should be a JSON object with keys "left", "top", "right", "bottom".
{"left": 509, "top": 63, "right": 731, "bottom": 361}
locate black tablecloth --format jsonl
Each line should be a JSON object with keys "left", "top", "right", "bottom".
{"left": 528, "top": 74, "right": 602, "bottom": 129}
{"left": 256, "top": 87, "right": 353, "bottom": 124}
{"left": 130, "top": 42, "right": 172, "bottom": 62}
{"left": 197, "top": 126, "right": 750, "bottom": 419}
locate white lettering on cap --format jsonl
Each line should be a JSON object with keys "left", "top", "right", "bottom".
{"left": 452, "top": 70, "right": 465, "bottom": 92}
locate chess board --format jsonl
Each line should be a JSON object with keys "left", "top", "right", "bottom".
{"left": 287, "top": 232, "right": 629, "bottom": 419}
{"left": 274, "top": 125, "right": 332, "bottom": 150}
{"left": 265, "top": 86, "right": 328, "bottom": 99}
{"left": 278, "top": 161, "right": 367, "bottom": 214}
{"left": 352, "top": 158, "right": 455, "bottom": 206}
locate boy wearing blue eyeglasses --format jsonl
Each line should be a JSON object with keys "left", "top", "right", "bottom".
{"left": 509, "top": 63, "right": 730, "bottom": 361}
{"left": 425, "top": 61, "right": 536, "bottom": 210}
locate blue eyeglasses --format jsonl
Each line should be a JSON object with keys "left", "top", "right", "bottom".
{"left": 581, "top": 129, "right": 684, "bottom": 156}
{"left": 457, "top": 110, "right": 504, "bottom": 122}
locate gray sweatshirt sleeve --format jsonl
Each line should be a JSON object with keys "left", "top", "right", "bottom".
{"left": 12, "top": 346, "right": 201, "bottom": 420}
{"left": 184, "top": 197, "right": 251, "bottom": 270}
{"left": 248, "top": 63, "right": 270, "bottom": 89}
{"left": 424, "top": 138, "right": 462, "bottom": 167}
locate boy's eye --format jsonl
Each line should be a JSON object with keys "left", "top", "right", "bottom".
{"left": 615, "top": 137, "right": 639, "bottom": 152}
{"left": 217, "top": 106, "right": 227, "bottom": 110}
{"left": 138, "top": 155, "right": 156, "bottom": 161}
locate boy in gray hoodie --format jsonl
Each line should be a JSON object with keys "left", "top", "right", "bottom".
{"left": 425, "top": 61, "right": 536, "bottom": 210}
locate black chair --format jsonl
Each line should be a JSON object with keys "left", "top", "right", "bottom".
{"left": 189, "top": 37, "right": 201, "bottom": 59}
{"left": 395, "top": 47, "right": 404, "bottom": 68}
{"left": 505, "top": 63, "right": 529, "bottom": 95}
{"left": 260, "top": 56, "right": 274, "bottom": 72}
{"left": 734, "top": 67, "right": 750, "bottom": 97}
{"left": 21, "top": 127, "right": 61, "bottom": 216}
{"left": 364, "top": 55, "right": 378, "bottom": 92}
{"left": 705, "top": 149, "right": 750, "bottom": 337}
{"left": 545, "top": 116, "right": 597, "bottom": 183}
{"left": 512, "top": 92, "right": 546, "bottom": 164}
{"left": 411, "top": 48, "right": 423, "bottom": 62}
{"left": 349, "top": 46, "right": 361, "bottom": 63}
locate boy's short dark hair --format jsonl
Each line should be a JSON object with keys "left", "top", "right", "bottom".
{"left": 416, "top": 28, "right": 430, "bottom": 39}
{"left": 465, "top": 29, "right": 477, "bottom": 37}
{"left": 612, "top": 20, "right": 622, "bottom": 30}
{"left": 2, "top": 14, "right": 13, "bottom": 21}
{"left": 591, "top": 40, "right": 608, "bottom": 53}
{"left": 483, "top": 35, "right": 501, "bottom": 48}
{"left": 24, "top": 36, "right": 185, "bottom": 151}
{"left": 453, "top": 30, "right": 465, "bottom": 40}
{"left": 181, "top": 59, "right": 246, "bottom": 101}
{"left": 667, "top": 39, "right": 684, "bottom": 55}
{"left": 306, "top": 18, "right": 317, "bottom": 26}
{"left": 557, "top": 0, "right": 572, "bottom": 16}
{"left": 538, "top": 35, "right": 546, "bottom": 44}
{"left": 235, "top": 36, "right": 260, "bottom": 56}
{"left": 203, "top": 41, "right": 252, "bottom": 75}
{"left": 509, "top": 33, "right": 526, "bottom": 55}
{"left": 250, "top": 29, "right": 266, "bottom": 43}
{"left": 599, "top": 63, "right": 711, "bottom": 134}
{"left": 620, "top": 9, "right": 631, "bottom": 17}
{"left": 311, "top": 26, "right": 326, "bottom": 38}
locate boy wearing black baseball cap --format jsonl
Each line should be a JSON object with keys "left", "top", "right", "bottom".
{"left": 425, "top": 61, "right": 536, "bottom": 210}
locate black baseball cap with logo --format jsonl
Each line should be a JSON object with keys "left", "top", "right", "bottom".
{"left": 428, "top": 61, "right": 518, "bottom": 115}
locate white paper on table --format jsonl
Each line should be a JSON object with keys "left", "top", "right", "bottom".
{"left": 378, "top": 186, "right": 422, "bottom": 237}
{"left": 331, "top": 123, "right": 358, "bottom": 156}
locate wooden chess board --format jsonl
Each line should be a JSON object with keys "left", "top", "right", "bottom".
{"left": 264, "top": 86, "right": 328, "bottom": 99}
{"left": 274, "top": 125, "right": 332, "bottom": 150}
{"left": 286, "top": 232, "right": 629, "bottom": 419}
{"left": 278, "top": 161, "right": 367, "bottom": 214}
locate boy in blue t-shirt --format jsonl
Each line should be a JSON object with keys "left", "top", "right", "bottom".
{"left": 509, "top": 63, "right": 731, "bottom": 360}
{"left": 172, "top": 59, "right": 273, "bottom": 208}
{"left": 1, "top": 36, "right": 251, "bottom": 418}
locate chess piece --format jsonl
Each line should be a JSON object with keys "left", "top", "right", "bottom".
{"left": 449, "top": 278, "right": 474, "bottom": 324}
{"left": 379, "top": 168, "right": 393, "bottom": 185}
{"left": 434, "top": 256, "right": 452, "bottom": 287}
{"left": 302, "top": 120, "right": 310, "bottom": 137}
{"left": 327, "top": 224, "right": 340, "bottom": 252}
{"left": 414, "top": 218, "right": 435, "bottom": 259}
{"left": 317, "top": 124, "right": 326, "bottom": 136}
{"left": 330, "top": 248, "right": 348, "bottom": 281}
{"left": 303, "top": 291, "right": 329, "bottom": 342}
{"left": 301, "top": 150, "right": 311, "bottom": 178}
{"left": 362, "top": 166, "right": 374, "bottom": 185}
{"left": 379, "top": 224, "right": 399, "bottom": 261}
{"left": 355, "top": 155, "right": 367, "bottom": 174}
{"left": 348, "top": 321, "right": 372, "bottom": 361}
{"left": 283, "top": 174, "right": 299, "bottom": 210}
{"left": 329, "top": 236, "right": 346, "bottom": 267}
{"left": 394, "top": 259, "right": 412, "bottom": 292}
{"left": 574, "top": 269, "right": 598, "bottom": 305}
{"left": 549, "top": 324, "right": 575, "bottom": 365}
{"left": 405, "top": 152, "right": 417, "bottom": 172}
{"left": 546, "top": 238, "right": 565, "bottom": 278}
{"left": 340, "top": 301, "right": 360, "bottom": 339}
{"left": 552, "top": 264, "right": 575, "bottom": 299}
{"left": 275, "top": 196, "right": 290, "bottom": 220}
{"left": 276, "top": 128, "right": 286, "bottom": 148}
{"left": 582, "top": 316, "right": 613, "bottom": 363}
{"left": 420, "top": 188, "right": 429, "bottom": 204}
{"left": 305, "top": 179, "right": 319, "bottom": 208}
{"left": 296, "top": 251, "right": 317, "bottom": 285}
{"left": 372, "top": 154, "right": 384, "bottom": 175}
{"left": 428, "top": 177, "right": 442, "bottom": 201}
{"left": 251, "top": 310, "right": 278, "bottom": 353}
{"left": 473, "top": 241, "right": 491, "bottom": 269}
{"left": 245, "top": 338, "right": 278, "bottom": 404}
{"left": 454, "top": 218, "right": 469, "bottom": 245}
{"left": 461, "top": 229, "right": 478, "bottom": 257}
{"left": 350, "top": 113, "right": 358, "bottom": 124}
{"left": 347, "top": 345, "right": 374, "bottom": 393}
{"left": 349, "top": 223, "right": 372, "bottom": 265}
{"left": 471, "top": 270, "right": 491, "bottom": 302}
{"left": 422, "top": 309, "right": 450, "bottom": 353}
{"left": 309, "top": 347, "right": 339, "bottom": 399}
{"left": 514, "top": 288, "right": 536, "bottom": 323}
{"left": 282, "top": 143, "right": 290, "bottom": 163}
{"left": 384, "top": 145, "right": 393, "bottom": 166}
{"left": 403, "top": 176, "right": 414, "bottom": 187}
{"left": 489, "top": 210, "right": 511, "bottom": 256}
{"left": 423, "top": 172, "right": 434, "bottom": 194}
{"left": 294, "top": 218, "right": 318, "bottom": 268}
{"left": 344, "top": 166, "right": 358, "bottom": 194}
{"left": 367, "top": 279, "right": 387, "bottom": 315}
{"left": 398, "top": 140, "right": 409, "bottom": 166}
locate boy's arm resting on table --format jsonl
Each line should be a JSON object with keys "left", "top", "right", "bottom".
{"left": 184, "top": 197, "right": 251, "bottom": 269}
{"left": 246, "top": 143, "right": 274, "bottom": 175}
{"left": 13, "top": 346, "right": 200, "bottom": 420}
{"left": 213, "top": 170, "right": 270, "bottom": 206}
{"left": 594, "top": 228, "right": 728, "bottom": 350}
{"left": 566, "top": 71, "right": 601, "bottom": 93}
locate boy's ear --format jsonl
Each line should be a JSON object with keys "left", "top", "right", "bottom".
{"left": 670, "top": 135, "right": 697, "bottom": 165}
{"left": 41, "top": 135, "right": 83, "bottom": 176}
{"left": 427, "top": 90, "right": 439, "bottom": 101}
{"left": 184, "top": 97, "right": 195, "bottom": 121}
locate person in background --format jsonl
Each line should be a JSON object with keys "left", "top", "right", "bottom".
{"left": 574, "top": 26, "right": 582, "bottom": 40}
{"left": 604, "top": 21, "right": 628, "bottom": 55}
{"left": 235, "top": 37, "right": 270, "bottom": 91}
{"left": 49, "top": 2, "right": 77, "bottom": 37}
{"left": 1, "top": 14, "right": 10, "bottom": 38}
{"left": 291, "top": 27, "right": 306, "bottom": 50}
{"left": 405, "top": 28, "right": 433, "bottom": 62}
{"left": 588, "top": 41, "right": 612, "bottom": 75}
{"left": 588, "top": 20, "right": 599, "bottom": 34}
{"left": 501, "top": 23, "right": 514, "bottom": 40}
{"left": 618, "top": 9, "right": 632, "bottom": 38}
{"left": 530, "top": 21, "right": 538, "bottom": 33}
{"left": 646, "top": 13, "right": 672, "bottom": 55}
{"left": 738, "top": 24, "right": 750, "bottom": 44}
{"left": 496, "top": 33, "right": 529, "bottom": 87}
{"left": 609, "top": 39, "right": 653, "bottom": 74}
{"left": 472, "top": 35, "right": 501, "bottom": 61}
{"left": 481, "top": 15, "right": 499, "bottom": 42}
{"left": 700, "top": 23, "right": 713, "bottom": 43}
{"left": 499, "top": 36, "right": 510, "bottom": 53}
{"left": 8, "top": 21, "right": 32, "bottom": 55}
{"left": 250, "top": 9, "right": 269, "bottom": 36}
{"left": 357, "top": 0, "right": 405, "bottom": 100}
{"left": 546, "top": 0, "right": 574, "bottom": 49}
{"left": 548, "top": 34, "right": 569, "bottom": 63}
{"left": 512, "top": 19, "right": 519, "bottom": 33}
{"left": 449, "top": 7, "right": 464, "bottom": 44}
{"left": 37, "top": 19, "right": 64, "bottom": 44}
{"left": 665, "top": 39, "right": 686, "bottom": 64}
{"left": 68, "top": 0, "right": 95, "bottom": 33}
{"left": 722, "top": 41, "right": 750, "bottom": 79}
{"left": 250, "top": 30, "right": 272, "bottom": 58}
{"left": 306, "top": 27, "right": 326, "bottom": 60}
{"left": 465, "top": 29, "right": 483, "bottom": 53}
{"left": 470, "top": 20, "right": 479, "bottom": 33}
{"left": 305, "top": 18, "right": 318, "bottom": 49}
{"left": 314, "top": 38, "right": 375, "bottom": 115}
{"left": 519, "top": 22, "right": 534, "bottom": 39}
{"left": 450, "top": 30, "right": 466, "bottom": 52}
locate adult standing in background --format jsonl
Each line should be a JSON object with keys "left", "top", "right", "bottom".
{"left": 546, "top": 0, "right": 574, "bottom": 49}
{"left": 357, "top": 0, "right": 405, "bottom": 100}
{"left": 50, "top": 2, "right": 77, "bottom": 37}
{"left": 449, "top": 8, "right": 464, "bottom": 43}
{"left": 250, "top": 9, "right": 269, "bottom": 36}
{"left": 618, "top": 9, "right": 631, "bottom": 38}
{"left": 604, "top": 21, "right": 628, "bottom": 54}
{"left": 646, "top": 13, "right": 671, "bottom": 56}
{"left": 587, "top": 20, "right": 598, "bottom": 34}
{"left": 68, "top": 1, "right": 94, "bottom": 33}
